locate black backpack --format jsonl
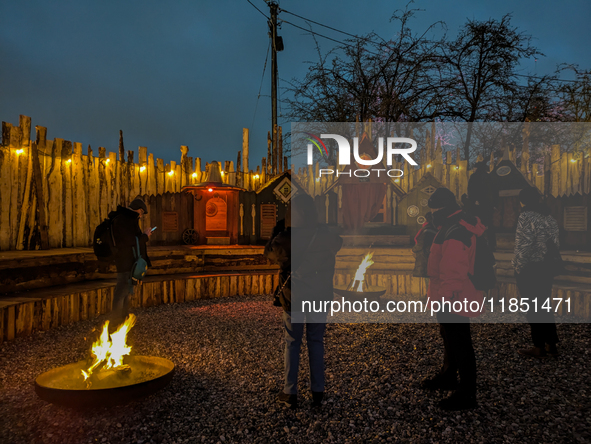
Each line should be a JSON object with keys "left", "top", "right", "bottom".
{"left": 93, "top": 215, "right": 118, "bottom": 262}
{"left": 468, "top": 235, "right": 497, "bottom": 291}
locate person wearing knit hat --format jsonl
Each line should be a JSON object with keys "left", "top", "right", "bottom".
{"left": 107, "top": 197, "right": 153, "bottom": 330}
{"left": 513, "top": 187, "right": 561, "bottom": 358}
{"left": 421, "top": 187, "right": 487, "bottom": 411}
{"left": 129, "top": 197, "right": 148, "bottom": 214}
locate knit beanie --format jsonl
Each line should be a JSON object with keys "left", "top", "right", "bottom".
{"left": 129, "top": 198, "right": 148, "bottom": 214}
{"left": 427, "top": 187, "right": 457, "bottom": 209}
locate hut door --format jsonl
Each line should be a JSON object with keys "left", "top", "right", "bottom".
{"left": 206, "top": 197, "right": 228, "bottom": 232}
{"left": 260, "top": 204, "right": 277, "bottom": 240}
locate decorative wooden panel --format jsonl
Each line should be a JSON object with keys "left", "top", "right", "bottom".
{"left": 162, "top": 212, "right": 178, "bottom": 232}
{"left": 260, "top": 204, "right": 277, "bottom": 240}
{"left": 564, "top": 206, "right": 587, "bottom": 231}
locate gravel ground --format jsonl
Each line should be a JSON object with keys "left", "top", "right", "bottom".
{"left": 0, "top": 294, "right": 590, "bottom": 444}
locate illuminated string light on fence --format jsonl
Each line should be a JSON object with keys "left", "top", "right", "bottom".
{"left": 66, "top": 159, "right": 72, "bottom": 164}
{"left": 192, "top": 172, "right": 197, "bottom": 178}
{"left": 140, "top": 166, "right": 146, "bottom": 172}
{"left": 167, "top": 170, "right": 174, "bottom": 176}
{"left": 427, "top": 164, "right": 432, "bottom": 168}
{"left": 570, "top": 158, "right": 577, "bottom": 164}
{"left": 105, "top": 159, "right": 110, "bottom": 164}
{"left": 254, "top": 174, "right": 260, "bottom": 179}
{"left": 15, "top": 149, "right": 24, "bottom": 155}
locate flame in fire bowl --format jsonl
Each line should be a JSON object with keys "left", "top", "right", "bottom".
{"left": 333, "top": 252, "right": 386, "bottom": 300}
{"left": 35, "top": 314, "right": 174, "bottom": 408}
{"left": 35, "top": 356, "right": 175, "bottom": 408}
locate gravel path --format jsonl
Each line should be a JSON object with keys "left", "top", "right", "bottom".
{"left": 0, "top": 294, "right": 589, "bottom": 444}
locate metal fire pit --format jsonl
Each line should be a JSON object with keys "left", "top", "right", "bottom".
{"left": 35, "top": 356, "right": 175, "bottom": 408}
{"left": 333, "top": 275, "right": 386, "bottom": 300}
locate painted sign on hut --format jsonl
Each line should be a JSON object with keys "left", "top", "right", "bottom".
{"left": 255, "top": 171, "right": 296, "bottom": 241}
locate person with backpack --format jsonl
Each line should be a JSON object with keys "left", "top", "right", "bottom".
{"left": 264, "top": 194, "right": 342, "bottom": 409}
{"left": 512, "top": 187, "right": 561, "bottom": 358}
{"left": 412, "top": 211, "right": 437, "bottom": 278}
{"left": 421, "top": 187, "right": 487, "bottom": 411}
{"left": 108, "top": 198, "right": 153, "bottom": 329}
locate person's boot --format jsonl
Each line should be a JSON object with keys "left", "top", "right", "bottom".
{"left": 421, "top": 373, "right": 459, "bottom": 391}
{"left": 438, "top": 390, "right": 477, "bottom": 411}
{"left": 545, "top": 343, "right": 560, "bottom": 357}
{"left": 518, "top": 346, "right": 548, "bottom": 359}
{"left": 277, "top": 392, "right": 298, "bottom": 409}
{"left": 312, "top": 391, "right": 324, "bottom": 407}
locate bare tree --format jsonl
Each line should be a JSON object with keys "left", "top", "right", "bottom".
{"left": 439, "top": 14, "right": 541, "bottom": 164}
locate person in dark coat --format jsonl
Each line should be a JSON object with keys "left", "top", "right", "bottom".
{"left": 513, "top": 187, "right": 560, "bottom": 358}
{"left": 109, "top": 197, "right": 153, "bottom": 329}
{"left": 467, "top": 161, "right": 497, "bottom": 250}
{"left": 265, "top": 194, "right": 342, "bottom": 409}
{"left": 412, "top": 212, "right": 437, "bottom": 278}
{"left": 421, "top": 188, "right": 486, "bottom": 411}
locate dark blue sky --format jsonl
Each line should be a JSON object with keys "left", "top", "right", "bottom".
{"left": 1, "top": 0, "right": 589, "bottom": 168}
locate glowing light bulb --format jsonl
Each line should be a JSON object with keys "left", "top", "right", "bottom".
{"left": 192, "top": 172, "right": 197, "bottom": 178}
{"left": 105, "top": 159, "right": 110, "bottom": 164}
{"left": 66, "top": 158, "right": 72, "bottom": 164}
{"left": 208, "top": 188, "right": 213, "bottom": 192}
{"left": 570, "top": 158, "right": 577, "bottom": 164}
{"left": 140, "top": 166, "right": 146, "bottom": 172}
{"left": 16, "top": 149, "right": 24, "bottom": 155}
{"left": 168, "top": 170, "right": 174, "bottom": 176}
{"left": 427, "top": 164, "right": 432, "bottom": 168}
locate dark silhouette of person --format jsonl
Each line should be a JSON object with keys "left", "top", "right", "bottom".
{"left": 109, "top": 197, "right": 152, "bottom": 329}
{"left": 412, "top": 211, "right": 437, "bottom": 278}
{"left": 421, "top": 188, "right": 486, "bottom": 411}
{"left": 264, "top": 194, "right": 342, "bottom": 409}
{"left": 467, "top": 161, "right": 497, "bottom": 250}
{"left": 513, "top": 186, "right": 560, "bottom": 358}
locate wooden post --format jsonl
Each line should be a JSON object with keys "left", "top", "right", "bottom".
{"left": 72, "top": 142, "right": 87, "bottom": 247}
{"left": 31, "top": 137, "right": 49, "bottom": 249}
{"left": 227, "top": 160, "right": 234, "bottom": 186}
{"left": 139, "top": 146, "right": 148, "bottom": 196}
{"left": 236, "top": 151, "right": 241, "bottom": 188}
{"left": 156, "top": 158, "right": 165, "bottom": 195}
{"left": 180, "top": 145, "right": 189, "bottom": 189}
{"left": 16, "top": 141, "right": 33, "bottom": 250}
{"left": 61, "top": 140, "right": 73, "bottom": 247}
{"left": 195, "top": 157, "right": 202, "bottom": 184}
{"left": 243, "top": 128, "right": 249, "bottom": 190}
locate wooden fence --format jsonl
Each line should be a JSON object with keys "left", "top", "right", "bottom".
{"left": 0, "top": 115, "right": 288, "bottom": 251}
{"left": 296, "top": 132, "right": 591, "bottom": 200}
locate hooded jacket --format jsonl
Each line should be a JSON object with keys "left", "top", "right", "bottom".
{"left": 265, "top": 224, "right": 342, "bottom": 312}
{"left": 427, "top": 208, "right": 487, "bottom": 317}
{"left": 512, "top": 204, "right": 559, "bottom": 274}
{"left": 109, "top": 206, "right": 151, "bottom": 272}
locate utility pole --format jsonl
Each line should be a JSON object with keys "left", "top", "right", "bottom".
{"left": 268, "top": 1, "right": 283, "bottom": 175}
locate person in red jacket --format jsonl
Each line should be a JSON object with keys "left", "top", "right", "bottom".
{"left": 421, "top": 187, "right": 486, "bottom": 411}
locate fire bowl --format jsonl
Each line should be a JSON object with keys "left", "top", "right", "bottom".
{"left": 35, "top": 356, "right": 175, "bottom": 408}
{"left": 333, "top": 285, "right": 387, "bottom": 300}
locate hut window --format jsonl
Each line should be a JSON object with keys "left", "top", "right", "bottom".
{"left": 162, "top": 212, "right": 179, "bottom": 232}
{"left": 260, "top": 204, "right": 277, "bottom": 239}
{"left": 564, "top": 207, "right": 587, "bottom": 232}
